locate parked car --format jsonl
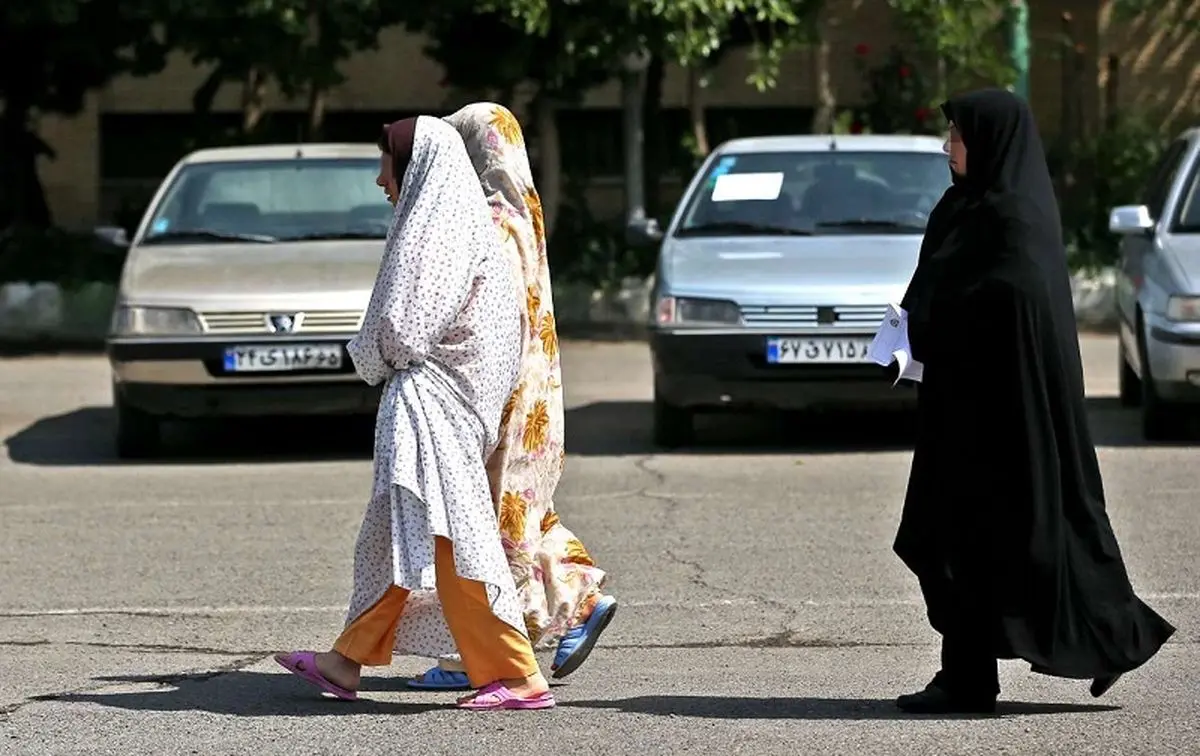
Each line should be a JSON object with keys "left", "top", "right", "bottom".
{"left": 106, "top": 143, "right": 393, "bottom": 458}
{"left": 631, "top": 134, "right": 951, "bottom": 447}
{"left": 1108, "top": 128, "right": 1200, "bottom": 440}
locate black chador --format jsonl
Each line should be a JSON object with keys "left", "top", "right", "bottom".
{"left": 893, "top": 88, "right": 1175, "bottom": 714}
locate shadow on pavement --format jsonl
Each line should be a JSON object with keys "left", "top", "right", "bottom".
{"left": 565, "top": 402, "right": 918, "bottom": 456}
{"left": 563, "top": 397, "right": 1199, "bottom": 456}
{"left": 4, "top": 407, "right": 375, "bottom": 467}
{"left": 43, "top": 675, "right": 1121, "bottom": 719}
{"left": 40, "top": 671, "right": 443, "bottom": 716}
{"left": 6, "top": 396, "right": 1196, "bottom": 467}
{"left": 562, "top": 695, "right": 1120, "bottom": 720}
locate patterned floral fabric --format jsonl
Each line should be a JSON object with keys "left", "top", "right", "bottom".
{"left": 445, "top": 103, "right": 607, "bottom": 648}
{"left": 345, "top": 116, "right": 525, "bottom": 659}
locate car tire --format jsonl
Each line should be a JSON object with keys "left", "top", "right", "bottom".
{"left": 1136, "top": 324, "right": 1186, "bottom": 442}
{"left": 1118, "top": 340, "right": 1141, "bottom": 408}
{"left": 115, "top": 395, "right": 162, "bottom": 459}
{"left": 653, "top": 394, "right": 694, "bottom": 449}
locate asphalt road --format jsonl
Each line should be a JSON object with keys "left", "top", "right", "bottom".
{"left": 1, "top": 335, "right": 1196, "bottom": 755}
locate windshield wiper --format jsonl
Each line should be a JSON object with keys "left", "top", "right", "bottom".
{"left": 815, "top": 219, "right": 925, "bottom": 231}
{"left": 141, "top": 229, "right": 277, "bottom": 244}
{"left": 280, "top": 231, "right": 387, "bottom": 241}
{"left": 677, "top": 221, "right": 813, "bottom": 237}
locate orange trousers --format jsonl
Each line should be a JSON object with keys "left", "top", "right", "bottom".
{"left": 332, "top": 535, "right": 539, "bottom": 688}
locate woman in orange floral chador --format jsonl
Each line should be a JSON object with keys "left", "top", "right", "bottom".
{"left": 404, "top": 102, "right": 617, "bottom": 691}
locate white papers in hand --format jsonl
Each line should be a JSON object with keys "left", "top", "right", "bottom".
{"left": 868, "top": 303, "right": 924, "bottom": 385}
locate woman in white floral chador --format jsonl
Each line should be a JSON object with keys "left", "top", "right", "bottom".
{"left": 274, "top": 116, "right": 554, "bottom": 711}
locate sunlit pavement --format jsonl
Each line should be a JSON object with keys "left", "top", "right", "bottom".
{"left": 1, "top": 334, "right": 1195, "bottom": 754}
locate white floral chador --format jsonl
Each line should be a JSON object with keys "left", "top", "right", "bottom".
{"left": 344, "top": 116, "right": 526, "bottom": 658}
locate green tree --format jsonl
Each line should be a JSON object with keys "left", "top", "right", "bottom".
{"left": 161, "top": 0, "right": 404, "bottom": 139}
{"left": 886, "top": 0, "right": 1017, "bottom": 101}
{"left": 412, "top": 3, "right": 616, "bottom": 235}
{"left": 662, "top": 4, "right": 824, "bottom": 159}
{"left": 409, "top": 0, "right": 814, "bottom": 231}
{"left": 0, "top": 0, "right": 168, "bottom": 228}
{"left": 285, "top": 1, "right": 409, "bottom": 138}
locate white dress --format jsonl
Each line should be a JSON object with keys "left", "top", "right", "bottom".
{"left": 345, "top": 116, "right": 525, "bottom": 658}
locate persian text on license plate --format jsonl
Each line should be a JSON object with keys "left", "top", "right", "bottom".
{"left": 765, "top": 337, "right": 873, "bottom": 364}
{"left": 222, "top": 344, "right": 343, "bottom": 372}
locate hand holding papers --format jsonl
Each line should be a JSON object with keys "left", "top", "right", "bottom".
{"left": 869, "top": 303, "right": 924, "bottom": 385}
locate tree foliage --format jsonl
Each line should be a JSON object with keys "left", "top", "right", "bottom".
{"left": 412, "top": 0, "right": 816, "bottom": 100}
{"left": 414, "top": 3, "right": 616, "bottom": 103}
{"left": 1, "top": 0, "right": 168, "bottom": 118}
{"left": 0, "top": 0, "right": 169, "bottom": 227}
{"left": 886, "top": 0, "right": 1016, "bottom": 98}
{"left": 158, "top": 0, "right": 405, "bottom": 134}
{"left": 407, "top": 0, "right": 819, "bottom": 271}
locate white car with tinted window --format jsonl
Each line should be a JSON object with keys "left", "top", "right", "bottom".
{"left": 631, "top": 134, "right": 950, "bottom": 447}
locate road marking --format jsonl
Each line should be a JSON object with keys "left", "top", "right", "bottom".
{"left": 4, "top": 593, "right": 1196, "bottom": 619}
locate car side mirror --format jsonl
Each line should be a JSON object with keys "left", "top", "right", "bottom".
{"left": 93, "top": 226, "right": 130, "bottom": 248}
{"left": 1108, "top": 205, "right": 1154, "bottom": 236}
{"left": 626, "top": 217, "right": 664, "bottom": 248}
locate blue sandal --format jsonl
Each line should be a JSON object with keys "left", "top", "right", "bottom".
{"left": 551, "top": 594, "right": 618, "bottom": 679}
{"left": 406, "top": 666, "right": 471, "bottom": 691}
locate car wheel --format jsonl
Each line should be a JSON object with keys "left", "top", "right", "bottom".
{"left": 1137, "top": 326, "right": 1186, "bottom": 442}
{"left": 115, "top": 395, "right": 162, "bottom": 459}
{"left": 653, "top": 394, "right": 694, "bottom": 449}
{"left": 1118, "top": 340, "right": 1141, "bottom": 408}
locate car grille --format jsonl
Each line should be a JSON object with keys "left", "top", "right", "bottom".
{"left": 738, "top": 303, "right": 889, "bottom": 329}
{"left": 197, "top": 310, "right": 363, "bottom": 335}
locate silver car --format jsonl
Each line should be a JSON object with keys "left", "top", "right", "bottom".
{"left": 106, "top": 143, "right": 391, "bottom": 457}
{"left": 1109, "top": 127, "right": 1200, "bottom": 440}
{"left": 633, "top": 134, "right": 951, "bottom": 447}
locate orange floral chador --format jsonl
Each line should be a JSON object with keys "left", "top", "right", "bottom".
{"left": 445, "top": 103, "right": 607, "bottom": 648}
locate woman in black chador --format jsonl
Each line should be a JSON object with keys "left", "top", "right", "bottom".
{"left": 894, "top": 88, "right": 1175, "bottom": 714}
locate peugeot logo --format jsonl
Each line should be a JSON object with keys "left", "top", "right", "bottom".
{"left": 267, "top": 313, "right": 303, "bottom": 333}
{"left": 817, "top": 306, "right": 838, "bottom": 325}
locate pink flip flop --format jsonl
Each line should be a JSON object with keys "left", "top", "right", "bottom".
{"left": 274, "top": 651, "right": 358, "bottom": 701}
{"left": 457, "top": 682, "right": 556, "bottom": 711}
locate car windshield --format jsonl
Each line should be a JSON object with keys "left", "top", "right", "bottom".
{"left": 140, "top": 158, "right": 392, "bottom": 244}
{"left": 675, "top": 150, "right": 951, "bottom": 237}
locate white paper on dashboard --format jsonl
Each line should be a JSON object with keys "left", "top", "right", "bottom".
{"left": 868, "top": 303, "right": 924, "bottom": 385}
{"left": 710, "top": 172, "right": 785, "bottom": 202}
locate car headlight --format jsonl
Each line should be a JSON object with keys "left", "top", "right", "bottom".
{"left": 655, "top": 296, "right": 741, "bottom": 326}
{"left": 110, "top": 306, "right": 203, "bottom": 336}
{"left": 1166, "top": 296, "right": 1200, "bottom": 323}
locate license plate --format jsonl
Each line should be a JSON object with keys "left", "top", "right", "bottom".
{"left": 222, "top": 344, "right": 343, "bottom": 372}
{"left": 766, "top": 337, "right": 873, "bottom": 364}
